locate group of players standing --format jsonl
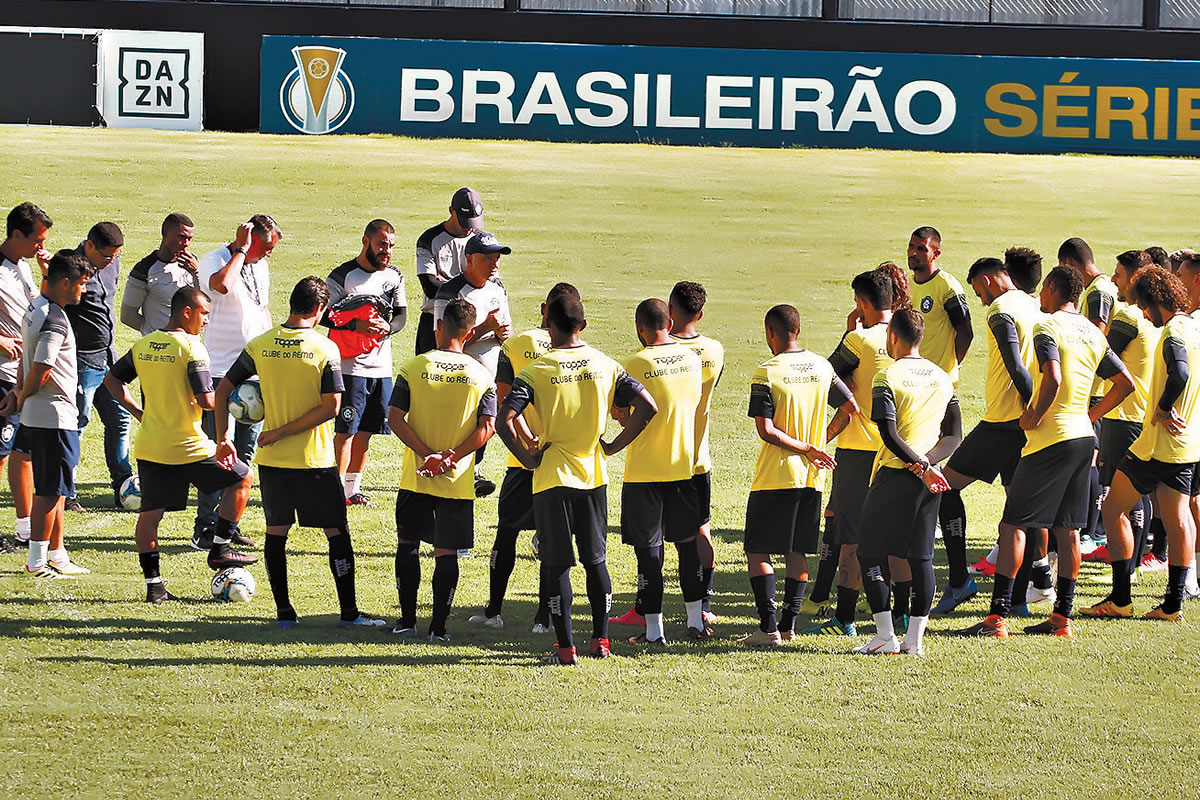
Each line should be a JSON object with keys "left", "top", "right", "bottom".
{"left": 3, "top": 191, "right": 1197, "bottom": 662}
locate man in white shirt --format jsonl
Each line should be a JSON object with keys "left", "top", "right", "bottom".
{"left": 192, "top": 215, "right": 281, "bottom": 549}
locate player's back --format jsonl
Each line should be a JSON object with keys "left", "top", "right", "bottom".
{"left": 671, "top": 333, "right": 725, "bottom": 475}
{"left": 750, "top": 349, "right": 835, "bottom": 492}
{"left": 1103, "top": 302, "right": 1160, "bottom": 424}
{"left": 1132, "top": 312, "right": 1200, "bottom": 464}
{"left": 498, "top": 327, "right": 552, "bottom": 470}
{"left": 831, "top": 322, "right": 892, "bottom": 451}
{"left": 982, "top": 289, "right": 1042, "bottom": 423}
{"left": 1023, "top": 310, "right": 1109, "bottom": 456}
{"left": 624, "top": 342, "right": 702, "bottom": 483}
{"left": 871, "top": 357, "right": 954, "bottom": 477}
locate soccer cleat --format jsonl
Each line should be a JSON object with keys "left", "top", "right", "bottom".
{"left": 468, "top": 613, "right": 504, "bottom": 629}
{"left": 688, "top": 625, "right": 714, "bottom": 640}
{"left": 390, "top": 624, "right": 419, "bottom": 637}
{"left": 800, "top": 617, "right": 856, "bottom": 637}
{"left": 931, "top": 577, "right": 979, "bottom": 615}
{"left": 1082, "top": 544, "right": 1110, "bottom": 563}
{"left": 1140, "top": 553, "right": 1168, "bottom": 572}
{"left": 0, "top": 533, "right": 18, "bottom": 554}
{"left": 277, "top": 619, "right": 299, "bottom": 629}
{"left": 428, "top": 632, "right": 453, "bottom": 644}
{"left": 1185, "top": 582, "right": 1200, "bottom": 601}
{"left": 701, "top": 609, "right": 717, "bottom": 625}
{"left": 1009, "top": 604, "right": 1031, "bottom": 617}
{"left": 899, "top": 640, "right": 924, "bottom": 656}
{"left": 474, "top": 470, "right": 496, "bottom": 498}
{"left": 339, "top": 614, "right": 387, "bottom": 628}
{"left": 956, "top": 614, "right": 1009, "bottom": 638}
{"left": 852, "top": 634, "right": 900, "bottom": 655}
{"left": 738, "top": 630, "right": 782, "bottom": 648}
{"left": 229, "top": 530, "right": 257, "bottom": 549}
{"left": 25, "top": 564, "right": 62, "bottom": 579}
{"left": 1079, "top": 535, "right": 1104, "bottom": 555}
{"left": 145, "top": 583, "right": 178, "bottom": 605}
{"left": 628, "top": 633, "right": 668, "bottom": 647}
{"left": 1026, "top": 584, "right": 1056, "bottom": 606}
{"left": 49, "top": 559, "right": 90, "bottom": 576}
{"left": 1143, "top": 604, "right": 1183, "bottom": 622}
{"left": 64, "top": 497, "right": 85, "bottom": 513}
{"left": 529, "top": 531, "right": 540, "bottom": 559}
{"left": 207, "top": 546, "right": 258, "bottom": 570}
{"left": 968, "top": 557, "right": 996, "bottom": 577}
{"left": 531, "top": 622, "right": 552, "bottom": 634}
{"left": 542, "top": 645, "right": 579, "bottom": 666}
{"left": 609, "top": 607, "right": 646, "bottom": 626}
{"left": 779, "top": 630, "right": 795, "bottom": 642}
{"left": 1023, "top": 612, "right": 1072, "bottom": 637}
{"left": 345, "top": 492, "right": 374, "bottom": 507}
{"left": 189, "top": 530, "right": 214, "bottom": 551}
{"left": 1079, "top": 598, "right": 1134, "bottom": 618}
{"left": 588, "top": 637, "right": 611, "bottom": 658}
{"left": 801, "top": 596, "right": 835, "bottom": 617}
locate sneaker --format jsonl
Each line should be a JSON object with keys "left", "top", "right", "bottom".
{"left": 968, "top": 557, "right": 997, "bottom": 577}
{"left": 1079, "top": 536, "right": 1102, "bottom": 556}
{"left": 956, "top": 614, "right": 1009, "bottom": 638}
{"left": 530, "top": 532, "right": 540, "bottom": 559}
{"left": 588, "top": 637, "right": 611, "bottom": 658}
{"left": 64, "top": 497, "right": 85, "bottom": 513}
{"left": 701, "top": 609, "right": 717, "bottom": 625}
{"left": 1082, "top": 544, "right": 1110, "bottom": 563}
{"left": 800, "top": 617, "right": 856, "bottom": 637}
{"left": 0, "top": 534, "right": 18, "bottom": 554}
{"left": 189, "top": 530, "right": 214, "bottom": 551}
{"left": 1079, "top": 597, "right": 1134, "bottom": 618}
{"left": 457, "top": 549, "right": 473, "bottom": 559}
{"left": 851, "top": 634, "right": 900, "bottom": 655}
{"left": 892, "top": 611, "right": 909, "bottom": 635}
{"left": 801, "top": 596, "right": 835, "bottom": 617}
{"left": 542, "top": 645, "right": 579, "bottom": 666}
{"left": 1023, "top": 612, "right": 1072, "bottom": 637}
{"left": 1026, "top": 584, "right": 1056, "bottom": 606}
{"left": 931, "top": 577, "right": 979, "bottom": 615}
{"left": 229, "top": 530, "right": 257, "bottom": 549}
{"left": 391, "top": 624, "right": 419, "bottom": 637}
{"left": 1140, "top": 553, "right": 1168, "bottom": 572}
{"left": 1185, "top": 583, "right": 1200, "bottom": 601}
{"left": 277, "top": 619, "right": 300, "bottom": 629}
{"left": 207, "top": 546, "right": 258, "bottom": 569}
{"left": 628, "top": 633, "right": 668, "bottom": 648}
{"left": 25, "top": 564, "right": 62, "bottom": 579}
{"left": 899, "top": 639, "right": 924, "bottom": 656}
{"left": 428, "top": 632, "right": 452, "bottom": 644}
{"left": 1010, "top": 604, "right": 1031, "bottom": 617}
{"left": 688, "top": 625, "right": 714, "bottom": 640}
{"left": 145, "top": 583, "right": 178, "bottom": 605}
{"left": 531, "top": 622, "right": 552, "bottom": 634}
{"left": 474, "top": 470, "right": 496, "bottom": 498}
{"left": 779, "top": 629, "right": 796, "bottom": 642}
{"left": 49, "top": 559, "right": 90, "bottom": 576}
{"left": 338, "top": 614, "right": 387, "bottom": 628}
{"left": 468, "top": 613, "right": 504, "bottom": 629}
{"left": 1143, "top": 604, "right": 1183, "bottom": 622}
{"left": 345, "top": 492, "right": 374, "bottom": 507}
{"left": 738, "top": 630, "right": 782, "bottom": 648}
{"left": 609, "top": 607, "right": 646, "bottom": 626}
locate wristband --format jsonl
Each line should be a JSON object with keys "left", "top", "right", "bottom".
{"left": 235, "top": 247, "right": 249, "bottom": 256}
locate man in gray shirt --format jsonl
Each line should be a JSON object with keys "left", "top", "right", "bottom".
{"left": 121, "top": 213, "right": 200, "bottom": 335}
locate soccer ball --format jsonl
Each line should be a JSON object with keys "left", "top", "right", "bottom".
{"left": 118, "top": 475, "right": 141, "bottom": 511}
{"left": 211, "top": 567, "right": 256, "bottom": 603}
{"left": 228, "top": 380, "right": 265, "bottom": 424}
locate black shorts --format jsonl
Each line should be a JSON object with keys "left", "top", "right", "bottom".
{"left": 28, "top": 427, "right": 79, "bottom": 497}
{"left": 1002, "top": 437, "right": 1095, "bottom": 530}
{"left": 11, "top": 423, "right": 31, "bottom": 455}
{"left": 395, "top": 488, "right": 474, "bottom": 550}
{"left": 744, "top": 488, "right": 821, "bottom": 556}
{"left": 497, "top": 467, "right": 535, "bottom": 531}
{"left": 415, "top": 311, "right": 436, "bottom": 355}
{"left": 0, "top": 379, "right": 20, "bottom": 459}
{"left": 946, "top": 420, "right": 1026, "bottom": 486}
{"left": 1192, "top": 463, "right": 1200, "bottom": 498}
{"left": 139, "top": 456, "right": 248, "bottom": 512}
{"left": 260, "top": 465, "right": 348, "bottom": 529}
{"left": 1097, "top": 419, "right": 1142, "bottom": 487}
{"left": 828, "top": 448, "right": 874, "bottom": 546}
{"left": 692, "top": 471, "right": 712, "bottom": 526}
{"left": 858, "top": 467, "right": 942, "bottom": 560}
{"left": 1089, "top": 396, "right": 1103, "bottom": 442}
{"left": 1118, "top": 455, "right": 1194, "bottom": 497}
{"left": 533, "top": 485, "right": 607, "bottom": 567}
{"left": 621, "top": 479, "right": 701, "bottom": 548}
{"left": 334, "top": 375, "right": 391, "bottom": 435}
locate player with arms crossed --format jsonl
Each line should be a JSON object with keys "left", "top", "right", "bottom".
{"left": 497, "top": 292, "right": 657, "bottom": 665}
{"left": 217, "top": 277, "right": 384, "bottom": 628}
{"left": 388, "top": 298, "right": 497, "bottom": 642}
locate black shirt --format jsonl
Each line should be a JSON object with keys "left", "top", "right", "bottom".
{"left": 65, "top": 241, "right": 119, "bottom": 369}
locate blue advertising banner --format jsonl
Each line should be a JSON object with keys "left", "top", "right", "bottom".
{"left": 260, "top": 36, "right": 1200, "bottom": 156}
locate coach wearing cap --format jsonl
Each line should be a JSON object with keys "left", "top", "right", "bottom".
{"left": 414, "top": 187, "right": 484, "bottom": 355}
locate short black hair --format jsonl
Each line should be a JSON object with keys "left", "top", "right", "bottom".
{"left": 1044, "top": 265, "right": 1084, "bottom": 304}
{"left": 1058, "top": 237, "right": 1094, "bottom": 267}
{"left": 850, "top": 270, "right": 893, "bottom": 312}
{"left": 966, "top": 256, "right": 1006, "bottom": 284}
{"left": 1115, "top": 249, "right": 1152, "bottom": 274}
{"left": 1146, "top": 246, "right": 1170, "bottom": 269}
{"left": 889, "top": 308, "right": 925, "bottom": 347}
{"left": 911, "top": 226, "right": 941, "bottom": 246}
{"left": 170, "top": 286, "right": 209, "bottom": 317}
{"left": 249, "top": 214, "right": 282, "bottom": 240}
{"left": 7, "top": 202, "right": 52, "bottom": 238}
{"left": 45, "top": 249, "right": 91, "bottom": 283}
{"left": 289, "top": 276, "right": 330, "bottom": 315}
{"left": 545, "top": 282, "right": 579, "bottom": 305}
{"left": 764, "top": 304, "right": 800, "bottom": 338}
{"left": 635, "top": 298, "right": 669, "bottom": 331}
{"left": 162, "top": 213, "right": 194, "bottom": 236}
{"left": 87, "top": 221, "right": 123, "bottom": 250}
{"left": 669, "top": 281, "right": 707, "bottom": 318}
{"left": 1004, "top": 246, "right": 1043, "bottom": 294}
{"left": 440, "top": 298, "right": 476, "bottom": 338}
{"left": 546, "top": 294, "right": 586, "bottom": 334}
{"left": 363, "top": 219, "right": 394, "bottom": 238}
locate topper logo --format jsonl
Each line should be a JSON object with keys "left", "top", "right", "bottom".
{"left": 652, "top": 354, "right": 687, "bottom": 366}
{"left": 560, "top": 359, "right": 590, "bottom": 370}
{"left": 149, "top": 341, "right": 170, "bottom": 351}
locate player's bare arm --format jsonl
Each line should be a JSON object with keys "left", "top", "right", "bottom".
{"left": 258, "top": 392, "right": 340, "bottom": 447}
{"left": 601, "top": 386, "right": 656, "bottom": 456}
{"left": 102, "top": 370, "right": 144, "bottom": 422}
{"left": 497, "top": 404, "right": 542, "bottom": 470}
{"left": 753, "top": 417, "right": 837, "bottom": 469}
{"left": 207, "top": 222, "right": 254, "bottom": 295}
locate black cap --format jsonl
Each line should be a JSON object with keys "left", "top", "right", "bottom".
{"left": 451, "top": 187, "right": 484, "bottom": 229}
{"left": 465, "top": 231, "right": 511, "bottom": 255}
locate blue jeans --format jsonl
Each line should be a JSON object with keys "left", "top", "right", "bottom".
{"left": 196, "top": 407, "right": 261, "bottom": 533}
{"left": 74, "top": 364, "right": 133, "bottom": 499}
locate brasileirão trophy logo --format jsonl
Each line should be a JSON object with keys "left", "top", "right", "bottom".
{"left": 280, "top": 45, "right": 355, "bottom": 134}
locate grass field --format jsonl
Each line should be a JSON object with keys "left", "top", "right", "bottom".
{"left": 2, "top": 126, "right": 1199, "bottom": 798}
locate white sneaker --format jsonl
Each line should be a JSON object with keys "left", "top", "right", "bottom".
{"left": 49, "top": 559, "right": 90, "bottom": 576}
{"left": 468, "top": 613, "right": 504, "bottom": 629}
{"left": 899, "top": 639, "right": 924, "bottom": 656}
{"left": 531, "top": 622, "right": 552, "bottom": 634}
{"left": 851, "top": 634, "right": 899, "bottom": 655}
{"left": 1184, "top": 582, "right": 1200, "bottom": 600}
{"left": 1026, "top": 585, "right": 1056, "bottom": 605}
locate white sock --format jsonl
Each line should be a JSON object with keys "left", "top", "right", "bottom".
{"left": 1186, "top": 558, "right": 1199, "bottom": 591}
{"left": 904, "top": 615, "right": 929, "bottom": 650}
{"left": 343, "top": 472, "right": 362, "bottom": 499}
{"left": 213, "top": 536, "right": 230, "bottom": 546}
{"left": 27, "top": 539, "right": 48, "bottom": 571}
{"left": 15, "top": 517, "right": 30, "bottom": 542}
{"left": 645, "top": 612, "right": 665, "bottom": 641}
{"left": 47, "top": 547, "right": 67, "bottom": 565}
{"left": 985, "top": 544, "right": 999, "bottom": 565}
{"left": 684, "top": 600, "right": 704, "bottom": 630}
{"left": 146, "top": 576, "right": 162, "bottom": 585}
{"left": 872, "top": 610, "right": 895, "bottom": 641}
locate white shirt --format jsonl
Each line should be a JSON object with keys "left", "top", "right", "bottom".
{"left": 415, "top": 223, "right": 471, "bottom": 314}
{"left": 0, "top": 257, "right": 38, "bottom": 383}
{"left": 198, "top": 245, "right": 272, "bottom": 377}
{"left": 21, "top": 295, "right": 77, "bottom": 429}
{"left": 433, "top": 274, "right": 511, "bottom": 377}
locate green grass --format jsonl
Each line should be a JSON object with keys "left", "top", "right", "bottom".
{"left": 1, "top": 127, "right": 1199, "bottom": 798}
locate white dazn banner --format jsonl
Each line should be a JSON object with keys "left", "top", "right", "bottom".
{"left": 97, "top": 30, "right": 204, "bottom": 130}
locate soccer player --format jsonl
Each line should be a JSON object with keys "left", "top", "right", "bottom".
{"left": 803, "top": 270, "right": 892, "bottom": 638}
{"left": 1083, "top": 266, "right": 1200, "bottom": 620}
{"left": 906, "top": 226, "right": 973, "bottom": 385}
{"left": 958, "top": 267, "right": 1133, "bottom": 638}
{"left": 217, "top": 276, "right": 384, "bottom": 628}
{"left": 121, "top": 213, "right": 200, "bottom": 335}
{"left": 469, "top": 283, "right": 577, "bottom": 633}
{"left": 854, "top": 309, "right": 959, "bottom": 656}
{"left": 741, "top": 304, "right": 856, "bottom": 648}
{"left": 931, "top": 257, "right": 1040, "bottom": 614}
{"left": 414, "top": 187, "right": 483, "bottom": 355}
{"left": 388, "top": 298, "right": 497, "bottom": 642}
{"left": 497, "top": 291, "right": 656, "bottom": 665}
{"left": 323, "top": 219, "right": 407, "bottom": 507}
{"left": 104, "top": 287, "right": 256, "bottom": 603}
{"left": 615, "top": 298, "right": 703, "bottom": 645}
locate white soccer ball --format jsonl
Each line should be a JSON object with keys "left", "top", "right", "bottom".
{"left": 211, "top": 567, "right": 256, "bottom": 603}
{"left": 228, "top": 380, "right": 265, "bottom": 425}
{"left": 119, "top": 475, "right": 142, "bottom": 511}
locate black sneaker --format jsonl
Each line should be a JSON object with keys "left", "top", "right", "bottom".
{"left": 474, "top": 473, "right": 496, "bottom": 498}
{"left": 190, "top": 529, "right": 215, "bottom": 551}
{"left": 207, "top": 545, "right": 258, "bottom": 570}
{"left": 146, "top": 582, "right": 179, "bottom": 605}
{"left": 345, "top": 492, "right": 374, "bottom": 507}
{"left": 229, "top": 530, "right": 257, "bottom": 548}
{"left": 0, "top": 534, "right": 18, "bottom": 554}
{"left": 64, "top": 497, "right": 85, "bottom": 513}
